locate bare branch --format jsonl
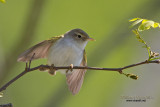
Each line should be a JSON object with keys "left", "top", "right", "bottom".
{"left": 0, "top": 59, "right": 159, "bottom": 92}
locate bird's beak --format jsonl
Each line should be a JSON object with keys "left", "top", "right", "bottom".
{"left": 87, "top": 37, "right": 95, "bottom": 41}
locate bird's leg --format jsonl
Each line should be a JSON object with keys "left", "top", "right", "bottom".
{"left": 66, "top": 64, "right": 73, "bottom": 73}
{"left": 48, "top": 64, "right": 56, "bottom": 75}
{"left": 25, "top": 62, "right": 29, "bottom": 72}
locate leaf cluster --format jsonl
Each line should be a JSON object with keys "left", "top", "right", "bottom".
{"left": 130, "top": 18, "right": 160, "bottom": 61}
{"left": 130, "top": 18, "right": 160, "bottom": 31}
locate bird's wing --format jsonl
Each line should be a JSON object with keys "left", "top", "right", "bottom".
{"left": 17, "top": 36, "right": 63, "bottom": 62}
{"left": 66, "top": 50, "right": 87, "bottom": 95}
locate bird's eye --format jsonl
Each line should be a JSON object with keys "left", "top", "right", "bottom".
{"left": 77, "top": 35, "right": 81, "bottom": 38}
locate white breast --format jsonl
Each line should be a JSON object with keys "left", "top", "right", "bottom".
{"left": 47, "top": 38, "right": 84, "bottom": 74}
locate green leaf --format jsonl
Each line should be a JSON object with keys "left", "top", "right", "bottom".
{"left": 130, "top": 18, "right": 160, "bottom": 31}
{"left": 152, "top": 22, "right": 159, "bottom": 28}
{"left": 129, "top": 18, "right": 141, "bottom": 22}
{"left": 122, "top": 73, "right": 138, "bottom": 80}
{"left": 138, "top": 21, "right": 154, "bottom": 31}
{"left": 129, "top": 74, "right": 138, "bottom": 80}
{"left": 141, "top": 19, "right": 148, "bottom": 23}
{"left": 149, "top": 57, "right": 160, "bottom": 61}
{"left": 130, "top": 19, "right": 143, "bottom": 27}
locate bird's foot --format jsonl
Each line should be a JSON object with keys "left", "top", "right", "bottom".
{"left": 48, "top": 64, "right": 56, "bottom": 75}
{"left": 66, "top": 64, "right": 73, "bottom": 73}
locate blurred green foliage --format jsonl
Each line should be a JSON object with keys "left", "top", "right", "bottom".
{"left": 0, "top": 0, "right": 160, "bottom": 107}
{"left": 0, "top": 0, "right": 5, "bottom": 3}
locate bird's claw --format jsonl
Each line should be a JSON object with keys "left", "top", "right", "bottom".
{"left": 48, "top": 64, "right": 56, "bottom": 75}
{"left": 70, "top": 64, "right": 73, "bottom": 72}
{"left": 66, "top": 64, "right": 74, "bottom": 73}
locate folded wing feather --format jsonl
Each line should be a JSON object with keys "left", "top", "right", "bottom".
{"left": 66, "top": 50, "right": 87, "bottom": 95}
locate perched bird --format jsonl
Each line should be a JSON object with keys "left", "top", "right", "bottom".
{"left": 17, "top": 29, "right": 94, "bottom": 95}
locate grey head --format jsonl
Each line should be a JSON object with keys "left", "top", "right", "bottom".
{"left": 62, "top": 29, "right": 94, "bottom": 50}
{"left": 64, "top": 29, "right": 94, "bottom": 44}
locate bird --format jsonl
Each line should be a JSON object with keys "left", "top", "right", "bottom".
{"left": 17, "top": 28, "right": 94, "bottom": 95}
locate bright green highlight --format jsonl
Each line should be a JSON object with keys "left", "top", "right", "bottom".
{"left": 0, "top": 0, "right": 5, "bottom": 3}
{"left": 130, "top": 18, "right": 160, "bottom": 31}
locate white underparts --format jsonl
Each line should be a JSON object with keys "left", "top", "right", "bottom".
{"left": 47, "top": 37, "right": 87, "bottom": 74}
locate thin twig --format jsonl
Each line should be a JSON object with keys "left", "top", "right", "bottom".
{"left": 0, "top": 59, "right": 159, "bottom": 92}
{"left": 28, "top": 53, "right": 35, "bottom": 69}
